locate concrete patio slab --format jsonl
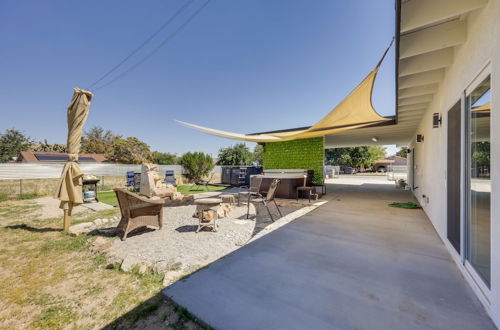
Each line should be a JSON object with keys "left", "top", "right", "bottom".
{"left": 164, "top": 176, "right": 496, "bottom": 330}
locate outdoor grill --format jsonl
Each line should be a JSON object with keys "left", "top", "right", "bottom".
{"left": 82, "top": 178, "right": 100, "bottom": 203}
{"left": 125, "top": 171, "right": 141, "bottom": 191}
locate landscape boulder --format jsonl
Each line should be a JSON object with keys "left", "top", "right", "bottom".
{"left": 91, "top": 237, "right": 113, "bottom": 254}
{"left": 68, "top": 222, "right": 95, "bottom": 236}
{"left": 120, "top": 255, "right": 142, "bottom": 272}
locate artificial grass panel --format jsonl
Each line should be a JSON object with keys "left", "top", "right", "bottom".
{"left": 388, "top": 201, "right": 421, "bottom": 209}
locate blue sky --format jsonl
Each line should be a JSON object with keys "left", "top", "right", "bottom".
{"left": 0, "top": 0, "right": 397, "bottom": 156}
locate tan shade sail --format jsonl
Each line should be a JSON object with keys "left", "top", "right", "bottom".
{"left": 176, "top": 43, "right": 393, "bottom": 142}
{"left": 298, "top": 69, "right": 386, "bottom": 132}
{"left": 55, "top": 88, "right": 93, "bottom": 210}
{"left": 175, "top": 120, "right": 285, "bottom": 142}
{"left": 472, "top": 103, "right": 490, "bottom": 112}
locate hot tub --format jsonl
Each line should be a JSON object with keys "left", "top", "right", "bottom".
{"left": 254, "top": 169, "right": 314, "bottom": 199}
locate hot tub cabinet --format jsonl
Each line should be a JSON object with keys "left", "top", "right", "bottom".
{"left": 221, "top": 166, "right": 263, "bottom": 187}
{"left": 256, "top": 169, "right": 313, "bottom": 199}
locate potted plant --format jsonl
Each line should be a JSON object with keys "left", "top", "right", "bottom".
{"left": 396, "top": 179, "right": 407, "bottom": 189}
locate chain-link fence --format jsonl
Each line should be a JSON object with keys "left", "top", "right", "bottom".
{"left": 0, "top": 164, "right": 222, "bottom": 197}
{"left": 386, "top": 165, "right": 408, "bottom": 181}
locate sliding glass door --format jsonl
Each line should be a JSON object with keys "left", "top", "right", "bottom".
{"left": 466, "top": 75, "right": 491, "bottom": 287}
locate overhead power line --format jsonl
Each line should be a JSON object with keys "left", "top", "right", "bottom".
{"left": 86, "top": 0, "right": 196, "bottom": 90}
{"left": 88, "top": 0, "right": 211, "bottom": 91}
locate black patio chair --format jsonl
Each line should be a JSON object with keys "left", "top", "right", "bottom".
{"left": 190, "top": 173, "right": 215, "bottom": 191}
{"left": 164, "top": 170, "right": 177, "bottom": 186}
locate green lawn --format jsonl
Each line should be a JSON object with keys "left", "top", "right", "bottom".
{"left": 97, "top": 191, "right": 119, "bottom": 206}
{"left": 176, "top": 184, "right": 229, "bottom": 195}
{"left": 97, "top": 185, "right": 230, "bottom": 206}
{"left": 0, "top": 192, "right": 41, "bottom": 203}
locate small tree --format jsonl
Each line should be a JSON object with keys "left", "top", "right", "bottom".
{"left": 472, "top": 141, "right": 490, "bottom": 167}
{"left": 0, "top": 129, "right": 33, "bottom": 162}
{"left": 325, "top": 147, "right": 353, "bottom": 166}
{"left": 396, "top": 147, "right": 409, "bottom": 158}
{"left": 363, "top": 146, "right": 387, "bottom": 168}
{"left": 107, "top": 137, "right": 152, "bottom": 164}
{"left": 81, "top": 126, "right": 121, "bottom": 154}
{"left": 152, "top": 151, "right": 178, "bottom": 165}
{"left": 217, "top": 143, "right": 253, "bottom": 166}
{"left": 31, "top": 139, "right": 67, "bottom": 153}
{"left": 253, "top": 144, "right": 264, "bottom": 165}
{"left": 325, "top": 146, "right": 386, "bottom": 169}
{"left": 180, "top": 152, "right": 214, "bottom": 183}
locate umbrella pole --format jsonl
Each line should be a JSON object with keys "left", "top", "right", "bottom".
{"left": 63, "top": 204, "right": 73, "bottom": 231}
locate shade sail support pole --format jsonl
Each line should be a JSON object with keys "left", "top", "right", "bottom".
{"left": 63, "top": 204, "right": 73, "bottom": 232}
{"left": 375, "top": 37, "right": 395, "bottom": 69}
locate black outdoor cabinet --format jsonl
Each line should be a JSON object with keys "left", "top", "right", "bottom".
{"left": 220, "top": 166, "right": 263, "bottom": 187}
{"left": 221, "top": 167, "right": 232, "bottom": 185}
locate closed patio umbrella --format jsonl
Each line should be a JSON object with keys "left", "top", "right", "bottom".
{"left": 55, "top": 88, "right": 93, "bottom": 231}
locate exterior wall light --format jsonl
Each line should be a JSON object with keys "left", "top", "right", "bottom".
{"left": 432, "top": 113, "right": 442, "bottom": 128}
{"left": 371, "top": 137, "right": 379, "bottom": 142}
{"left": 416, "top": 134, "right": 424, "bottom": 143}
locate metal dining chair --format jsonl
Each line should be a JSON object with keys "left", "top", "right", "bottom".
{"left": 246, "top": 179, "right": 282, "bottom": 221}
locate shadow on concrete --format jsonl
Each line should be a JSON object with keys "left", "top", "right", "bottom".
{"left": 236, "top": 202, "right": 292, "bottom": 239}
{"left": 163, "top": 178, "right": 496, "bottom": 330}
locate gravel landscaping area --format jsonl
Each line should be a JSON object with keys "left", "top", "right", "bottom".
{"left": 106, "top": 199, "right": 311, "bottom": 283}
{"left": 0, "top": 191, "right": 325, "bottom": 328}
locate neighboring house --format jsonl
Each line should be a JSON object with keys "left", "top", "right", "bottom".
{"left": 372, "top": 155, "right": 407, "bottom": 172}
{"left": 17, "top": 151, "right": 108, "bottom": 163}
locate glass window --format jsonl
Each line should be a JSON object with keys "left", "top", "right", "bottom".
{"left": 466, "top": 75, "right": 491, "bottom": 287}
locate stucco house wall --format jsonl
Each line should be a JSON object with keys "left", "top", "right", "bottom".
{"left": 408, "top": 1, "right": 500, "bottom": 325}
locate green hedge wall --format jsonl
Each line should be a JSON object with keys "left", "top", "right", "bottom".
{"left": 262, "top": 137, "right": 324, "bottom": 183}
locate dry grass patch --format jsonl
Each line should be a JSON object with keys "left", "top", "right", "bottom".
{"left": 0, "top": 199, "right": 206, "bottom": 330}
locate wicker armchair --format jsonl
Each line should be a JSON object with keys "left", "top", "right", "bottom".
{"left": 114, "top": 188, "right": 164, "bottom": 240}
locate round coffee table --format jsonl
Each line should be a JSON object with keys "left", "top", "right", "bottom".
{"left": 194, "top": 198, "right": 223, "bottom": 233}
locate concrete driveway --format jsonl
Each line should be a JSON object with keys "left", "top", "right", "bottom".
{"left": 164, "top": 176, "right": 495, "bottom": 330}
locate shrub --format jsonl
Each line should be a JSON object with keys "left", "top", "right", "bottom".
{"left": 106, "top": 137, "right": 152, "bottom": 164}
{"left": 217, "top": 143, "right": 253, "bottom": 166}
{"left": 151, "top": 151, "right": 178, "bottom": 165}
{"left": 179, "top": 152, "right": 214, "bottom": 183}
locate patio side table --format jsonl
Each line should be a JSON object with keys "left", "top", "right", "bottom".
{"left": 220, "top": 194, "right": 237, "bottom": 205}
{"left": 296, "top": 186, "right": 318, "bottom": 203}
{"left": 312, "top": 183, "right": 326, "bottom": 196}
{"left": 194, "top": 198, "right": 222, "bottom": 233}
